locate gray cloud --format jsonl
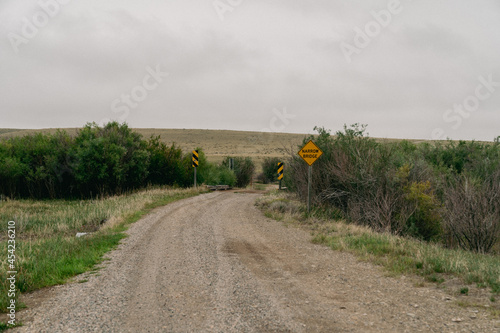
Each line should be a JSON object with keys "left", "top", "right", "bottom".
{"left": 0, "top": 0, "right": 499, "bottom": 141}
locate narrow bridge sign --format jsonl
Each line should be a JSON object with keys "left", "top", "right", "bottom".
{"left": 298, "top": 140, "right": 323, "bottom": 166}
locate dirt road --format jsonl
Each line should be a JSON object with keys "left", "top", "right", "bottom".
{"left": 14, "top": 191, "right": 500, "bottom": 332}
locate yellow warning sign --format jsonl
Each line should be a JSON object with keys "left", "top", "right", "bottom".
{"left": 298, "top": 140, "right": 323, "bottom": 166}
{"left": 277, "top": 162, "right": 284, "bottom": 180}
{"left": 192, "top": 150, "right": 199, "bottom": 168}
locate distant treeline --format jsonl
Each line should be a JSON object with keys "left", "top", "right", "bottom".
{"left": 0, "top": 122, "right": 254, "bottom": 199}
{"left": 285, "top": 125, "right": 500, "bottom": 253}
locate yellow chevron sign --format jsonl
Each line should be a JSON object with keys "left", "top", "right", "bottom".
{"left": 192, "top": 150, "right": 199, "bottom": 167}
{"left": 298, "top": 140, "right": 323, "bottom": 166}
{"left": 277, "top": 162, "right": 284, "bottom": 180}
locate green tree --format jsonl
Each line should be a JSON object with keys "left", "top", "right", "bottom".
{"left": 71, "top": 122, "right": 149, "bottom": 197}
{"left": 146, "top": 136, "right": 185, "bottom": 186}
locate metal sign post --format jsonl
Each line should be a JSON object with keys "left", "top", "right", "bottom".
{"left": 194, "top": 168, "right": 197, "bottom": 188}
{"left": 297, "top": 140, "right": 323, "bottom": 214}
{"left": 308, "top": 165, "right": 312, "bottom": 213}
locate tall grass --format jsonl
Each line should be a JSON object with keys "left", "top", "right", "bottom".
{"left": 0, "top": 187, "right": 201, "bottom": 239}
{"left": 0, "top": 186, "right": 204, "bottom": 314}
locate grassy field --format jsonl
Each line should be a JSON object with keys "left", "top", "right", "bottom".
{"left": 256, "top": 190, "right": 500, "bottom": 315}
{"left": 0, "top": 186, "right": 205, "bottom": 318}
{"left": 0, "top": 130, "right": 23, "bottom": 136}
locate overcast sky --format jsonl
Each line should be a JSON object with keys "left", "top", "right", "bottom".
{"left": 1, "top": 0, "right": 499, "bottom": 141}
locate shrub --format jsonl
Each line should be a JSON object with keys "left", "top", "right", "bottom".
{"left": 0, "top": 131, "right": 75, "bottom": 199}
{"left": 442, "top": 172, "right": 500, "bottom": 253}
{"left": 403, "top": 181, "right": 442, "bottom": 241}
{"left": 222, "top": 157, "right": 255, "bottom": 188}
{"left": 261, "top": 157, "right": 282, "bottom": 184}
{"left": 71, "top": 122, "right": 150, "bottom": 197}
{"left": 146, "top": 136, "right": 186, "bottom": 187}
{"left": 0, "top": 122, "right": 212, "bottom": 199}
{"left": 284, "top": 124, "right": 500, "bottom": 251}
{"left": 202, "top": 163, "right": 236, "bottom": 186}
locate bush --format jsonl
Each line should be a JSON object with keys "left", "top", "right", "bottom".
{"left": 0, "top": 131, "right": 75, "bottom": 199}
{"left": 222, "top": 157, "right": 255, "bottom": 188}
{"left": 261, "top": 157, "right": 282, "bottom": 184}
{"left": 71, "top": 122, "right": 150, "bottom": 197}
{"left": 0, "top": 122, "right": 218, "bottom": 199}
{"left": 442, "top": 172, "right": 500, "bottom": 253}
{"left": 284, "top": 124, "right": 500, "bottom": 252}
{"left": 146, "top": 136, "right": 186, "bottom": 187}
{"left": 202, "top": 163, "right": 236, "bottom": 186}
{"left": 403, "top": 181, "right": 442, "bottom": 241}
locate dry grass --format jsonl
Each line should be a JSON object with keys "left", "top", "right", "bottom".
{"left": 0, "top": 129, "right": 23, "bottom": 136}
{"left": 0, "top": 187, "right": 203, "bottom": 239}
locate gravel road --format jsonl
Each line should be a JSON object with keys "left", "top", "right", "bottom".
{"left": 13, "top": 191, "right": 500, "bottom": 332}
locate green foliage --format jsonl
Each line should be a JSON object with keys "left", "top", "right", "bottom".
{"left": 71, "top": 122, "right": 150, "bottom": 196}
{"left": 146, "top": 136, "right": 185, "bottom": 187}
{"left": 260, "top": 157, "right": 282, "bottom": 184}
{"left": 0, "top": 131, "right": 74, "bottom": 198}
{"left": 201, "top": 163, "right": 236, "bottom": 186}
{"left": 0, "top": 123, "right": 226, "bottom": 199}
{"left": 222, "top": 157, "right": 255, "bottom": 187}
{"left": 191, "top": 149, "right": 213, "bottom": 185}
{"left": 404, "top": 181, "right": 442, "bottom": 241}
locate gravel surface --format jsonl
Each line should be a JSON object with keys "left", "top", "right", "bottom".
{"left": 13, "top": 191, "right": 500, "bottom": 332}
